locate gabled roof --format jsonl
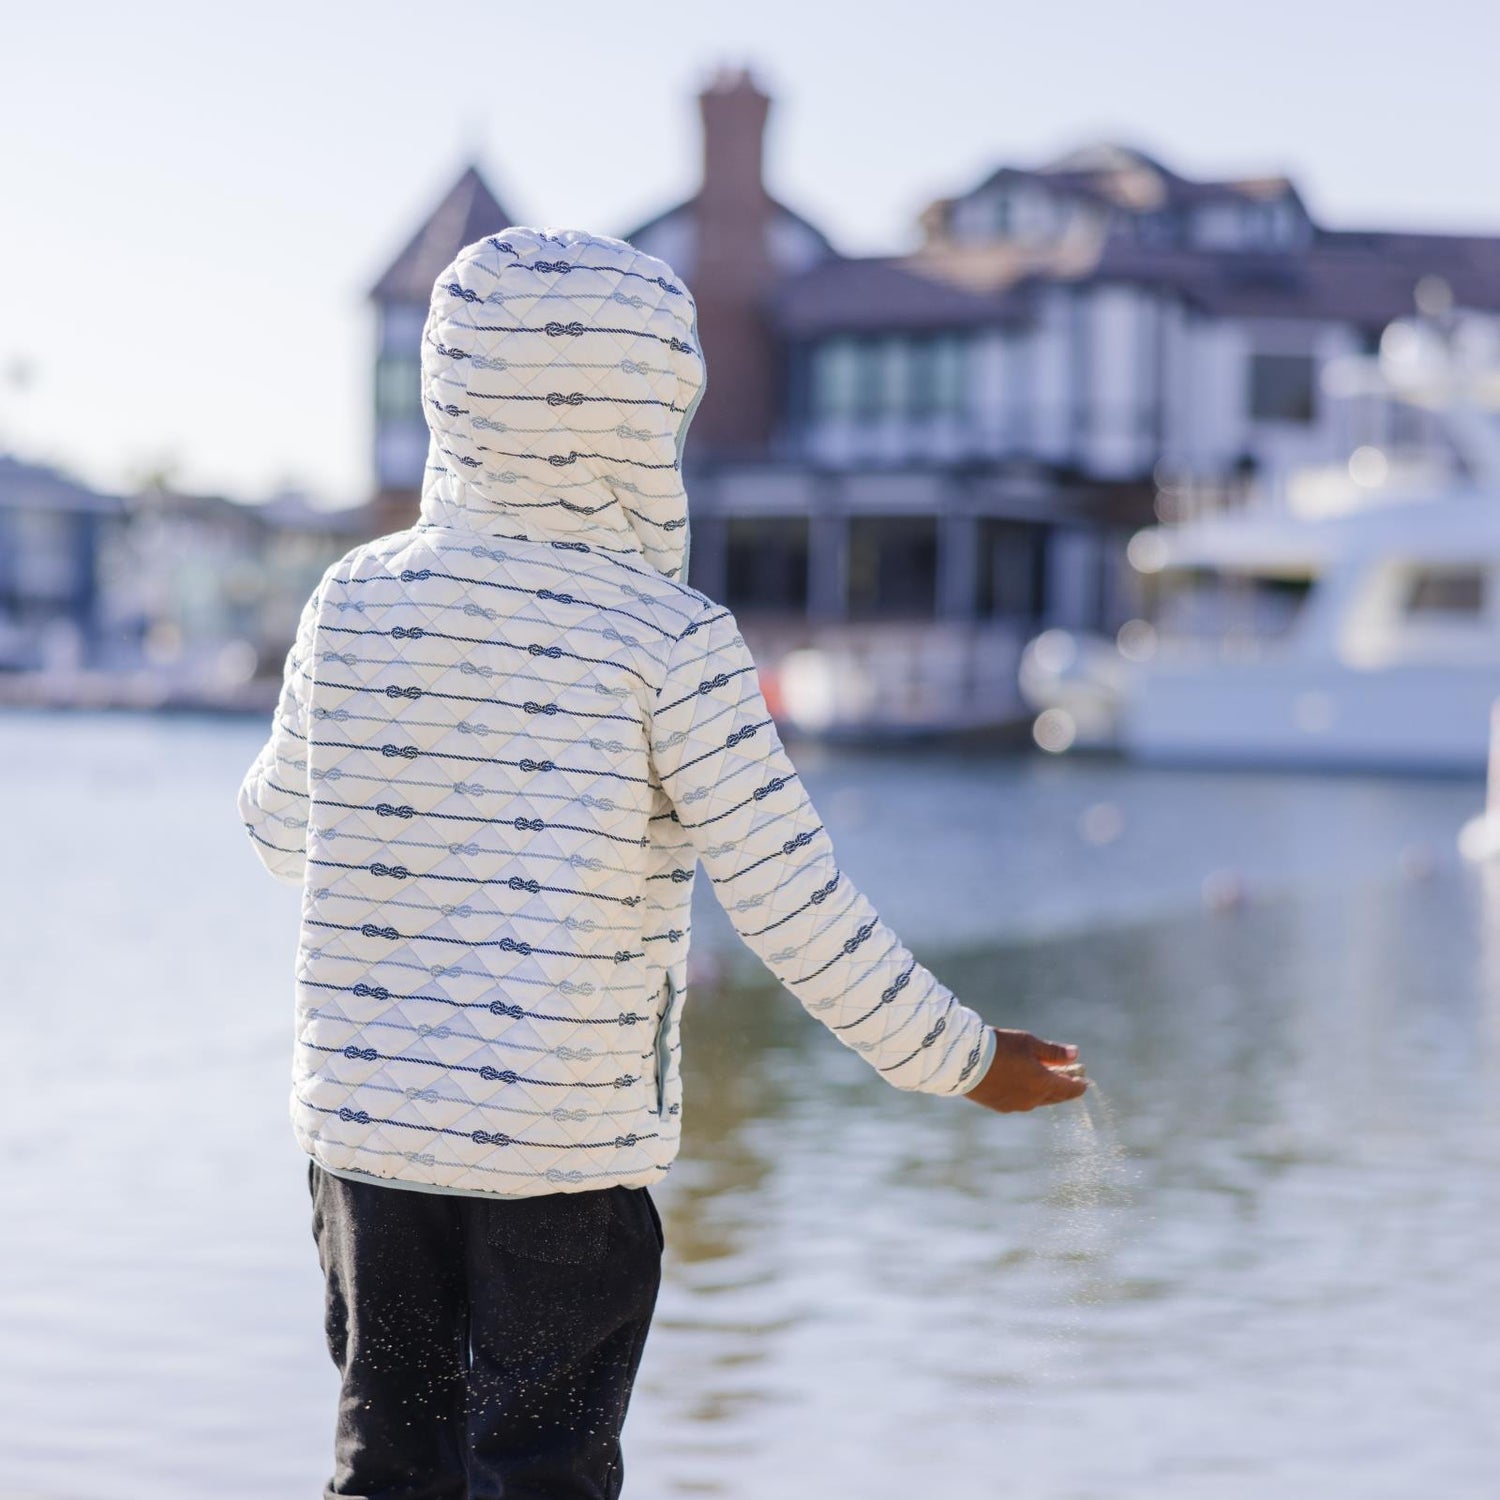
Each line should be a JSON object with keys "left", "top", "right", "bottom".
{"left": 242, "top": 489, "right": 371, "bottom": 535}
{"left": 773, "top": 256, "right": 1028, "bottom": 335}
{"left": 370, "top": 165, "right": 513, "bottom": 303}
{"left": 0, "top": 454, "right": 125, "bottom": 515}
{"left": 621, "top": 191, "right": 837, "bottom": 258}
{"left": 943, "top": 143, "right": 1309, "bottom": 224}
{"left": 1074, "top": 231, "right": 1500, "bottom": 324}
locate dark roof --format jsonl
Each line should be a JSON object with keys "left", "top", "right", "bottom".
{"left": 1076, "top": 232, "right": 1500, "bottom": 324}
{"left": 620, "top": 192, "right": 837, "bottom": 258}
{"left": 773, "top": 257, "right": 1027, "bottom": 335}
{"left": 241, "top": 490, "right": 371, "bottom": 535}
{"left": 774, "top": 220, "right": 1500, "bottom": 339}
{"left": 0, "top": 454, "right": 125, "bottom": 515}
{"left": 1315, "top": 228, "right": 1500, "bottom": 308}
{"left": 949, "top": 144, "right": 1308, "bottom": 223}
{"left": 370, "top": 165, "right": 513, "bottom": 303}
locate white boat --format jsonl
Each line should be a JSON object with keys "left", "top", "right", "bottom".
{"left": 1021, "top": 309, "right": 1500, "bottom": 773}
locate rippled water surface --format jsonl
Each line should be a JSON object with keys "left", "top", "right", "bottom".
{"left": 3, "top": 711, "right": 1496, "bottom": 1498}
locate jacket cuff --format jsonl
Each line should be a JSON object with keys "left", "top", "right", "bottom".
{"left": 964, "top": 1021, "right": 997, "bottom": 1094}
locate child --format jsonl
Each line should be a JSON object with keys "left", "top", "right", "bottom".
{"left": 238, "top": 227, "right": 1085, "bottom": 1499}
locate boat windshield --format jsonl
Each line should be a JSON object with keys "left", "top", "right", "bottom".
{"left": 1149, "top": 567, "right": 1314, "bottom": 649}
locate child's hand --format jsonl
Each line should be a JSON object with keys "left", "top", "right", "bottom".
{"left": 962, "top": 1027, "right": 1087, "bottom": 1113}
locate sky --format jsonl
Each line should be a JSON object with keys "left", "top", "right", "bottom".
{"left": 4, "top": 0, "right": 1497, "bottom": 508}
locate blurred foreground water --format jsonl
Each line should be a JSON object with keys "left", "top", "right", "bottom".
{"left": 2, "top": 711, "right": 1496, "bottom": 1499}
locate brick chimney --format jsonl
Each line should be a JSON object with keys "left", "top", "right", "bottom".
{"left": 690, "top": 67, "right": 777, "bottom": 455}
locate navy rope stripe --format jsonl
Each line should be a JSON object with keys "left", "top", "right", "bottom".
{"left": 624, "top": 507, "right": 691, "bottom": 533}
{"left": 790, "top": 907, "right": 888, "bottom": 985}
{"left": 304, "top": 1138, "right": 666, "bottom": 1184}
{"left": 669, "top": 606, "right": 735, "bottom": 643}
{"left": 329, "top": 580, "right": 677, "bottom": 644}
{"left": 656, "top": 663, "right": 759, "bottom": 717}
{"left": 438, "top": 435, "right": 682, "bottom": 472}
{"left": 298, "top": 953, "right": 639, "bottom": 997}
{"left": 301, "top": 1096, "right": 661, "bottom": 1147}
{"left": 408, "top": 521, "right": 703, "bottom": 620}
{"left": 737, "top": 872, "right": 847, "bottom": 940}
{"left": 423, "top": 463, "right": 689, "bottom": 507}
{"left": 246, "top": 826, "right": 305, "bottom": 855}
{"left": 295, "top": 766, "right": 648, "bottom": 808}
{"left": 445, "top": 320, "right": 694, "bottom": 354}
{"left": 341, "top": 567, "right": 685, "bottom": 641}
{"left": 299, "top": 1013, "right": 643, "bottom": 1060}
{"left": 300, "top": 979, "right": 654, "bottom": 1026}
{"left": 303, "top": 708, "right": 647, "bottom": 749}
{"left": 306, "top": 736, "right": 653, "bottom": 780}
{"left": 309, "top": 891, "right": 639, "bottom": 937}
{"left": 306, "top": 739, "right": 654, "bottom": 785}
{"left": 436, "top": 434, "right": 681, "bottom": 474}
{"left": 310, "top": 846, "right": 639, "bottom": 888}
{"left": 473, "top": 254, "right": 694, "bottom": 304}
{"left": 455, "top": 385, "right": 684, "bottom": 412}
{"left": 668, "top": 773, "right": 799, "bottom": 831}
{"left": 315, "top": 1075, "right": 647, "bottom": 1121}
{"left": 299, "top": 795, "right": 647, "bottom": 846}
{"left": 305, "top": 826, "right": 646, "bottom": 874}
{"left": 310, "top": 890, "right": 633, "bottom": 929}
{"left": 876, "top": 994, "right": 966, "bottom": 1077}
{"left": 322, "top": 624, "right": 661, "bottom": 686}
{"left": 412, "top": 521, "right": 708, "bottom": 614}
{"left": 832, "top": 959, "right": 920, "bottom": 1033}
{"left": 306, "top": 917, "right": 644, "bottom": 963}
{"left": 307, "top": 857, "right": 646, "bottom": 907}
{"left": 312, "top": 674, "right": 645, "bottom": 724}
{"left": 306, "top": 825, "right": 645, "bottom": 874}
{"left": 656, "top": 718, "right": 774, "bottom": 783}
{"left": 707, "top": 825, "right": 824, "bottom": 886}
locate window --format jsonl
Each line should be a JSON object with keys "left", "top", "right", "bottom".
{"left": 872, "top": 337, "right": 909, "bottom": 417}
{"left": 846, "top": 517, "right": 938, "bottom": 619}
{"left": 1405, "top": 568, "right": 1485, "bottom": 617}
{"left": 812, "top": 335, "right": 970, "bottom": 424}
{"left": 909, "top": 335, "right": 969, "bottom": 419}
{"left": 976, "top": 520, "right": 1047, "bottom": 620}
{"left": 1248, "top": 353, "right": 1316, "bottom": 424}
{"left": 724, "top": 518, "right": 809, "bottom": 614}
{"left": 811, "top": 338, "right": 861, "bottom": 419}
{"left": 1153, "top": 569, "right": 1313, "bottom": 643}
{"left": 375, "top": 355, "right": 423, "bottom": 424}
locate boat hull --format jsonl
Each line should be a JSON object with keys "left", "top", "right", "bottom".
{"left": 1123, "top": 660, "right": 1496, "bottom": 773}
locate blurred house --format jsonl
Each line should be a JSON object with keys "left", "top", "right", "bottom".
{"left": 368, "top": 166, "right": 513, "bottom": 536}
{"left": 367, "top": 69, "right": 1500, "bottom": 734}
{"left": 93, "top": 484, "right": 368, "bottom": 706}
{"left": 0, "top": 463, "right": 367, "bottom": 709}
{"left": 0, "top": 455, "right": 125, "bottom": 673}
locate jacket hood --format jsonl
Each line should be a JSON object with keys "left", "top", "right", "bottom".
{"left": 417, "top": 227, "right": 705, "bottom": 580}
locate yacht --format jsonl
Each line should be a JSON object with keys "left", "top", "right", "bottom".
{"left": 1021, "top": 311, "right": 1500, "bottom": 773}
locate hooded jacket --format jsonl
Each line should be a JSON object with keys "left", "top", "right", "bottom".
{"left": 238, "top": 228, "right": 996, "bottom": 1199}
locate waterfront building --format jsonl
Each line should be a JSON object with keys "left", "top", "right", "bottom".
{"left": 366, "top": 71, "right": 1500, "bottom": 732}
{"left": 367, "top": 165, "right": 513, "bottom": 536}
{"left": 0, "top": 455, "right": 125, "bottom": 674}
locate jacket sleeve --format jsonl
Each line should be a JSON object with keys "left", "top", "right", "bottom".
{"left": 650, "top": 601, "right": 996, "bottom": 1096}
{"left": 236, "top": 574, "right": 327, "bottom": 886}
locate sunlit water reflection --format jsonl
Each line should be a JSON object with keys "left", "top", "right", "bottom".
{"left": 2, "top": 711, "right": 1495, "bottom": 1498}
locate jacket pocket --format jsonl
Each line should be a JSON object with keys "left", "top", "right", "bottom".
{"left": 652, "top": 971, "right": 677, "bottom": 1117}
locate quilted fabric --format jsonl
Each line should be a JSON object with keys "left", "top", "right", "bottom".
{"left": 238, "top": 227, "right": 996, "bottom": 1199}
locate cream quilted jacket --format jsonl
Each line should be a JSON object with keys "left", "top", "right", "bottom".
{"left": 237, "top": 228, "right": 996, "bottom": 1198}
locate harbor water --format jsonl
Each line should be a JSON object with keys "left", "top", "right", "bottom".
{"left": 2, "top": 711, "right": 1496, "bottom": 1498}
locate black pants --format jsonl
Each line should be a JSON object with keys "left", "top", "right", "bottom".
{"left": 308, "top": 1160, "right": 664, "bottom": 1500}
